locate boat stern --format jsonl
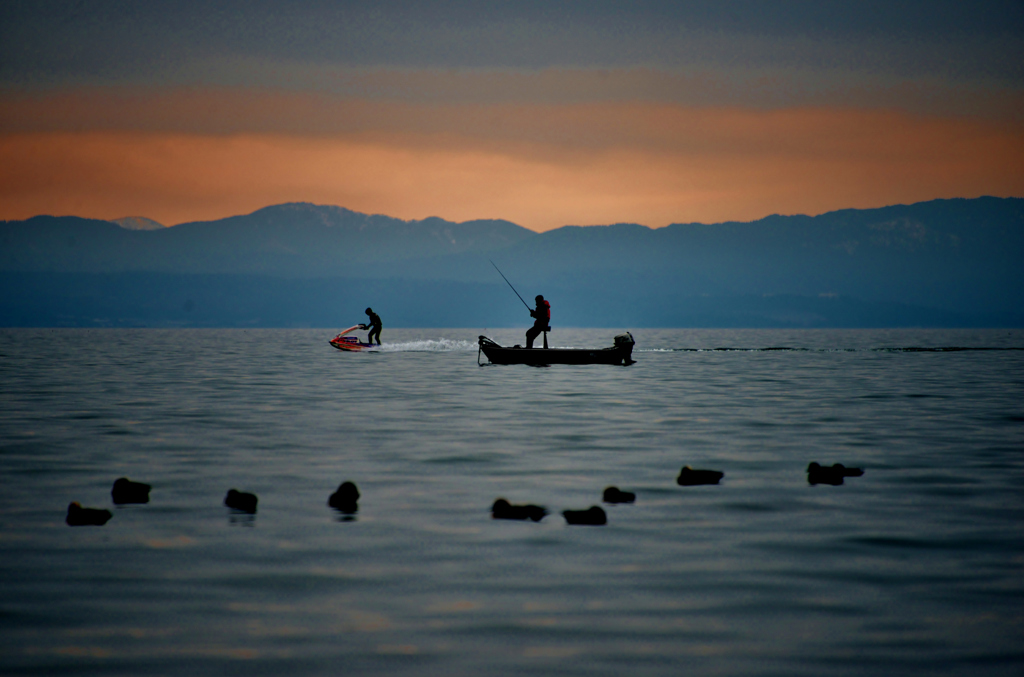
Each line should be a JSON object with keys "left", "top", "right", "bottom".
{"left": 614, "top": 332, "right": 636, "bottom": 363}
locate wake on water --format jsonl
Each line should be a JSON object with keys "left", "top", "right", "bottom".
{"left": 374, "top": 338, "right": 479, "bottom": 352}
{"left": 332, "top": 327, "right": 1023, "bottom": 355}
{"left": 351, "top": 341, "right": 1024, "bottom": 354}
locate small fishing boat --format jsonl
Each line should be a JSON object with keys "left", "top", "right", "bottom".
{"left": 329, "top": 325, "right": 380, "bottom": 352}
{"left": 478, "top": 333, "right": 635, "bottom": 366}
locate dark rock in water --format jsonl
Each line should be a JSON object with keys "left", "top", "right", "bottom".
{"left": 491, "top": 498, "right": 547, "bottom": 522}
{"left": 562, "top": 506, "right": 607, "bottom": 525}
{"left": 224, "top": 489, "right": 258, "bottom": 513}
{"left": 111, "top": 477, "right": 151, "bottom": 504}
{"left": 807, "top": 462, "right": 864, "bottom": 486}
{"left": 66, "top": 501, "right": 112, "bottom": 526}
{"left": 329, "top": 481, "right": 360, "bottom": 513}
{"left": 677, "top": 465, "right": 724, "bottom": 486}
{"left": 602, "top": 486, "right": 636, "bottom": 504}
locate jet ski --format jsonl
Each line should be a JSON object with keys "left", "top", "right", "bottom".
{"left": 329, "top": 325, "right": 380, "bottom": 352}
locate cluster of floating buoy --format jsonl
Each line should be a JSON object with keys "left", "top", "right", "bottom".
{"left": 69, "top": 463, "right": 863, "bottom": 527}
{"left": 490, "top": 461, "right": 863, "bottom": 527}
{"left": 490, "top": 484, "right": 643, "bottom": 526}
{"left": 66, "top": 478, "right": 361, "bottom": 526}
{"left": 66, "top": 477, "right": 152, "bottom": 526}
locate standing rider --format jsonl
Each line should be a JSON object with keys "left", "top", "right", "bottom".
{"left": 525, "top": 295, "right": 550, "bottom": 349}
{"left": 361, "top": 307, "right": 382, "bottom": 345}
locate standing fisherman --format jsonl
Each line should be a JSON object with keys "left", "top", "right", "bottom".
{"left": 526, "top": 295, "right": 550, "bottom": 349}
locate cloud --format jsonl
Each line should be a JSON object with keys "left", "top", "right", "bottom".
{"left": 2, "top": 4, "right": 1020, "bottom": 231}
{"left": 3, "top": 2, "right": 1022, "bottom": 85}
{"left": 2, "top": 92, "right": 1020, "bottom": 230}
{"left": 4, "top": 61, "right": 1023, "bottom": 122}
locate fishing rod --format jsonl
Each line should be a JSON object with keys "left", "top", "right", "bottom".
{"left": 489, "top": 260, "right": 531, "bottom": 311}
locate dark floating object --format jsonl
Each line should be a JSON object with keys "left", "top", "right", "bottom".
{"left": 111, "top": 477, "right": 151, "bottom": 504}
{"left": 477, "top": 333, "right": 636, "bottom": 366}
{"left": 224, "top": 489, "right": 258, "bottom": 514}
{"left": 491, "top": 498, "right": 548, "bottom": 522}
{"left": 807, "top": 462, "right": 864, "bottom": 486}
{"left": 328, "top": 481, "right": 360, "bottom": 513}
{"left": 677, "top": 466, "right": 724, "bottom": 486}
{"left": 563, "top": 506, "right": 607, "bottom": 525}
{"left": 602, "top": 486, "right": 636, "bottom": 504}
{"left": 66, "top": 502, "right": 112, "bottom": 526}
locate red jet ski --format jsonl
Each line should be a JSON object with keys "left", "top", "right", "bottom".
{"left": 329, "top": 325, "right": 380, "bottom": 352}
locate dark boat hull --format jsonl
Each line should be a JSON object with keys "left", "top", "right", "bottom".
{"left": 478, "top": 334, "right": 635, "bottom": 366}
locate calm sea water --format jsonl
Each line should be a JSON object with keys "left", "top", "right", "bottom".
{"left": 1, "top": 328, "right": 1022, "bottom": 676}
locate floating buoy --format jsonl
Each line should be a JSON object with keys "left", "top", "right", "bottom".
{"left": 676, "top": 466, "right": 724, "bottom": 486}
{"left": 562, "top": 506, "right": 607, "bottom": 526}
{"left": 807, "top": 462, "right": 863, "bottom": 486}
{"left": 111, "top": 477, "right": 151, "bottom": 504}
{"left": 224, "top": 489, "right": 258, "bottom": 513}
{"left": 602, "top": 486, "right": 636, "bottom": 504}
{"left": 491, "top": 498, "right": 547, "bottom": 522}
{"left": 328, "top": 481, "right": 360, "bottom": 513}
{"left": 66, "top": 502, "right": 112, "bottom": 526}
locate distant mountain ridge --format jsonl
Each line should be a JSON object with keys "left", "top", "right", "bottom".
{"left": 1, "top": 198, "right": 1022, "bottom": 327}
{"left": 1, "top": 202, "right": 533, "bottom": 276}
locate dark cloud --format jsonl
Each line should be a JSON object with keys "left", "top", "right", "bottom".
{"left": 2, "top": 1, "right": 1022, "bottom": 88}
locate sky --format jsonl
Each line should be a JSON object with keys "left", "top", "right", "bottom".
{"left": 1, "top": 0, "right": 1022, "bottom": 231}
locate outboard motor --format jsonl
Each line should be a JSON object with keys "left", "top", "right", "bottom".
{"left": 613, "top": 332, "right": 635, "bottom": 364}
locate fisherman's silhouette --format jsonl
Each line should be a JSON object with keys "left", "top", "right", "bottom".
{"left": 361, "top": 307, "right": 382, "bottom": 345}
{"left": 525, "top": 295, "right": 550, "bottom": 349}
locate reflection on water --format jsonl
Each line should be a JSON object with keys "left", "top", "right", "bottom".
{"left": 1, "top": 328, "right": 1022, "bottom": 676}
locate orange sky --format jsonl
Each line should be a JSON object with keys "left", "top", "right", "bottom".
{"left": 2, "top": 87, "right": 1022, "bottom": 230}
{"left": 3, "top": 5, "right": 1022, "bottom": 231}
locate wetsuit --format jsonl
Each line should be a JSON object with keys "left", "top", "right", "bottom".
{"left": 525, "top": 299, "right": 550, "bottom": 349}
{"left": 364, "top": 310, "right": 382, "bottom": 345}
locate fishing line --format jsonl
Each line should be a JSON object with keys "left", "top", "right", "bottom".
{"left": 489, "top": 259, "right": 531, "bottom": 311}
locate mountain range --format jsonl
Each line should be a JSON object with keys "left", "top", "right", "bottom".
{"left": 2, "top": 198, "right": 1022, "bottom": 328}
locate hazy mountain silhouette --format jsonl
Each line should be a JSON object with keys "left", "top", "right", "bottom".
{"left": 1, "top": 198, "right": 1021, "bottom": 327}
{"left": 1, "top": 203, "right": 532, "bottom": 276}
